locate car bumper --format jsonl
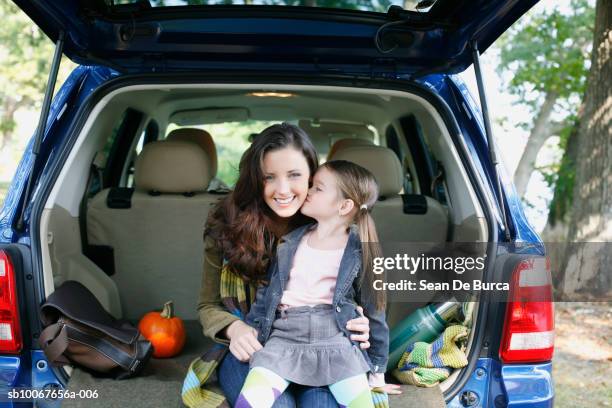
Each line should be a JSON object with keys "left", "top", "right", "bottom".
{"left": 447, "top": 358, "right": 553, "bottom": 407}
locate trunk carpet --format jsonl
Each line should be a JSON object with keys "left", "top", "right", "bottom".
{"left": 61, "top": 321, "right": 445, "bottom": 407}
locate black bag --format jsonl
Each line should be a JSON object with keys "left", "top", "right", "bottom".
{"left": 39, "top": 280, "right": 153, "bottom": 379}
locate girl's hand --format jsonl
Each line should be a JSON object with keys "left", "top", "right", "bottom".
{"left": 225, "top": 320, "right": 263, "bottom": 362}
{"left": 346, "top": 305, "right": 371, "bottom": 350}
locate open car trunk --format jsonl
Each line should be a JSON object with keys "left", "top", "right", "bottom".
{"left": 38, "top": 79, "right": 490, "bottom": 407}
{"left": 60, "top": 321, "right": 448, "bottom": 408}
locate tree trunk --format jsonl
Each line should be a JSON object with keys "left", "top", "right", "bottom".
{"left": 559, "top": 0, "right": 611, "bottom": 296}
{"left": 513, "top": 91, "right": 559, "bottom": 198}
{"left": 541, "top": 119, "right": 579, "bottom": 287}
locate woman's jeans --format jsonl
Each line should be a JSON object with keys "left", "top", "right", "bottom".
{"left": 218, "top": 351, "right": 340, "bottom": 408}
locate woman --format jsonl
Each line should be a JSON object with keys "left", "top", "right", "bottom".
{"left": 196, "top": 123, "right": 372, "bottom": 407}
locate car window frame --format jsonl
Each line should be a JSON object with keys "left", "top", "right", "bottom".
{"left": 103, "top": 108, "right": 145, "bottom": 189}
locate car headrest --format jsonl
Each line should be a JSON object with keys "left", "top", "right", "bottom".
{"left": 298, "top": 120, "right": 375, "bottom": 158}
{"left": 166, "top": 128, "right": 217, "bottom": 176}
{"left": 331, "top": 146, "right": 403, "bottom": 198}
{"left": 134, "top": 141, "right": 212, "bottom": 194}
{"left": 327, "top": 138, "right": 374, "bottom": 161}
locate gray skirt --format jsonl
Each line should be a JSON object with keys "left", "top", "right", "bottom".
{"left": 250, "top": 304, "right": 371, "bottom": 386}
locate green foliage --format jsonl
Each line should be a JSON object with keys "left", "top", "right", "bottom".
{"left": 0, "top": 2, "right": 76, "bottom": 148}
{"left": 497, "top": 0, "right": 594, "bottom": 220}
{"left": 544, "top": 117, "right": 579, "bottom": 225}
{"left": 497, "top": 0, "right": 595, "bottom": 112}
{"left": 0, "top": 2, "right": 52, "bottom": 103}
{"left": 211, "top": 121, "right": 278, "bottom": 186}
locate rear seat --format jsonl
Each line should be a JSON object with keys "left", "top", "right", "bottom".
{"left": 87, "top": 140, "right": 221, "bottom": 320}
{"left": 330, "top": 145, "right": 449, "bottom": 244}
{"left": 327, "top": 137, "right": 374, "bottom": 161}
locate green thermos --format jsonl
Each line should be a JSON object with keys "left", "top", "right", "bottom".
{"left": 387, "top": 299, "right": 462, "bottom": 371}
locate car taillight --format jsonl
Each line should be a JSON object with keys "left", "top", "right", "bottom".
{"left": 500, "top": 256, "right": 554, "bottom": 363}
{"left": 0, "top": 250, "right": 22, "bottom": 353}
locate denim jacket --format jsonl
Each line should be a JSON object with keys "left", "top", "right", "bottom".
{"left": 245, "top": 223, "right": 389, "bottom": 374}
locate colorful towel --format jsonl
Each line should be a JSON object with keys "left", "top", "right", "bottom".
{"left": 392, "top": 325, "right": 469, "bottom": 388}
{"left": 371, "top": 387, "right": 390, "bottom": 408}
{"left": 182, "top": 265, "right": 253, "bottom": 408}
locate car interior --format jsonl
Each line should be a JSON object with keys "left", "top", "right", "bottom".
{"left": 38, "top": 83, "right": 489, "bottom": 406}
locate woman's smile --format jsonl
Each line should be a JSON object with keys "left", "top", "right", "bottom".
{"left": 274, "top": 195, "right": 296, "bottom": 206}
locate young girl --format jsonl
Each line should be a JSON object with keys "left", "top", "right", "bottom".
{"left": 237, "top": 160, "right": 389, "bottom": 408}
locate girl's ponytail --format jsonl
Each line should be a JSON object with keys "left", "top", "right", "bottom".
{"left": 355, "top": 207, "right": 386, "bottom": 311}
{"left": 321, "top": 160, "right": 386, "bottom": 311}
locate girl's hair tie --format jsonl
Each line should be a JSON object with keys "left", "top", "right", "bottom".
{"left": 360, "top": 204, "right": 368, "bottom": 211}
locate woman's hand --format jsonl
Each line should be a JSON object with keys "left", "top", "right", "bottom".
{"left": 225, "top": 320, "right": 263, "bottom": 362}
{"left": 346, "top": 305, "right": 371, "bottom": 350}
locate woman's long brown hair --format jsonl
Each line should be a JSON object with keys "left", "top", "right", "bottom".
{"left": 205, "top": 123, "right": 318, "bottom": 282}
{"left": 321, "top": 160, "right": 386, "bottom": 311}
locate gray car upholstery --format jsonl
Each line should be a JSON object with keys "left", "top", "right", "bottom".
{"left": 327, "top": 137, "right": 374, "bottom": 161}
{"left": 166, "top": 128, "right": 218, "bottom": 177}
{"left": 331, "top": 146, "right": 449, "bottom": 244}
{"left": 87, "top": 140, "right": 221, "bottom": 320}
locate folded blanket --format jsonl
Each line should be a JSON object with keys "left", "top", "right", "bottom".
{"left": 393, "top": 325, "right": 469, "bottom": 387}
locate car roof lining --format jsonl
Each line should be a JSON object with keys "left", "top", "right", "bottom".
{"left": 109, "top": 87, "right": 398, "bottom": 133}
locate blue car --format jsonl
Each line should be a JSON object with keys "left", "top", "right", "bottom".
{"left": 2, "top": 0, "right": 554, "bottom": 407}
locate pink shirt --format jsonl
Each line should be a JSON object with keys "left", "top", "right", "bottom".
{"left": 279, "top": 233, "right": 345, "bottom": 308}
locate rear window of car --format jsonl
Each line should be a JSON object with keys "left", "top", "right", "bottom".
{"left": 109, "top": 0, "right": 437, "bottom": 14}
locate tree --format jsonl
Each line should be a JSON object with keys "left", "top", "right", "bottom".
{"left": 557, "top": 0, "right": 611, "bottom": 296}
{"left": 496, "top": 0, "right": 595, "bottom": 198}
{"left": 0, "top": 1, "right": 50, "bottom": 150}
{"left": 0, "top": 2, "right": 74, "bottom": 150}
{"left": 540, "top": 112, "right": 579, "bottom": 279}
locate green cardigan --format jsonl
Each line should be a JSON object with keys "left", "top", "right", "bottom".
{"left": 197, "top": 236, "right": 242, "bottom": 344}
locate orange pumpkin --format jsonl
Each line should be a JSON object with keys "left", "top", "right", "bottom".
{"left": 138, "top": 301, "right": 186, "bottom": 358}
